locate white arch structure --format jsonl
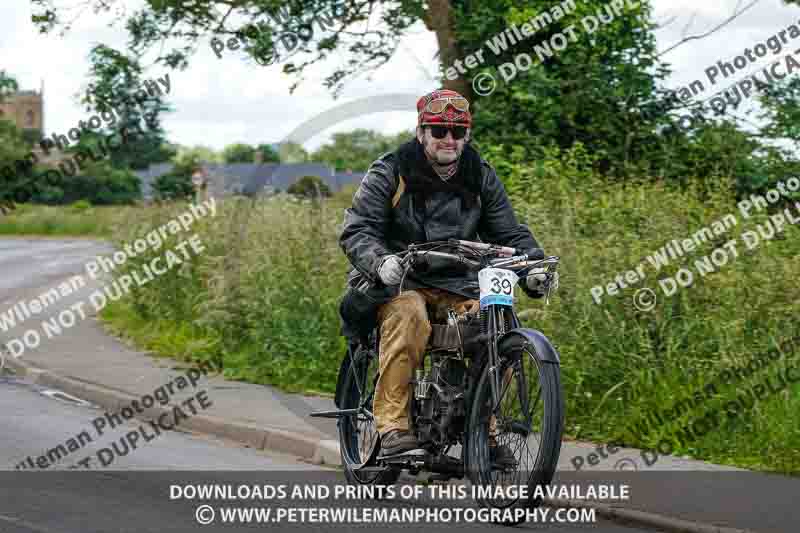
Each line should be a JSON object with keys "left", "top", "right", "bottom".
{"left": 277, "top": 93, "right": 419, "bottom": 159}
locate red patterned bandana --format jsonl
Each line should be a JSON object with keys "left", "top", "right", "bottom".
{"left": 417, "top": 89, "right": 472, "bottom": 128}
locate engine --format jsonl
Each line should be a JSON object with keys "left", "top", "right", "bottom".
{"left": 411, "top": 356, "right": 468, "bottom": 450}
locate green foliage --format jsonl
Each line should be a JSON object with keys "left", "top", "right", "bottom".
{"left": 287, "top": 175, "right": 332, "bottom": 198}
{"left": 0, "top": 70, "right": 32, "bottom": 211}
{"left": 101, "top": 196, "right": 347, "bottom": 392}
{"left": 71, "top": 200, "right": 92, "bottom": 211}
{"left": 654, "top": 120, "right": 762, "bottom": 194}
{"left": 154, "top": 172, "right": 195, "bottom": 201}
{"left": 30, "top": 0, "right": 800, "bottom": 474}
{"left": 79, "top": 162, "right": 141, "bottom": 205}
{"left": 29, "top": 0, "right": 800, "bottom": 195}
{"left": 460, "top": 0, "right": 673, "bottom": 178}
{"left": 759, "top": 77, "right": 800, "bottom": 148}
{"left": 279, "top": 141, "right": 309, "bottom": 163}
{"left": 0, "top": 115, "right": 38, "bottom": 210}
{"left": 29, "top": 160, "right": 142, "bottom": 205}
{"left": 83, "top": 44, "right": 174, "bottom": 170}
{"left": 256, "top": 143, "right": 281, "bottom": 163}
{"left": 0, "top": 69, "right": 18, "bottom": 98}
{"left": 100, "top": 166, "right": 800, "bottom": 473}
{"left": 32, "top": 0, "right": 419, "bottom": 95}
{"left": 0, "top": 203, "right": 136, "bottom": 236}
{"left": 174, "top": 144, "right": 222, "bottom": 165}
{"left": 481, "top": 146, "right": 800, "bottom": 473}
{"left": 154, "top": 146, "right": 203, "bottom": 201}
{"left": 310, "top": 129, "right": 414, "bottom": 171}
{"left": 20, "top": 128, "right": 43, "bottom": 146}
{"left": 222, "top": 143, "right": 256, "bottom": 163}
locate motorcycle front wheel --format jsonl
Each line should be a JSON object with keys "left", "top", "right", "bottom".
{"left": 467, "top": 333, "right": 564, "bottom": 523}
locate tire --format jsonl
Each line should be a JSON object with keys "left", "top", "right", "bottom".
{"left": 337, "top": 344, "right": 400, "bottom": 486}
{"left": 466, "top": 333, "right": 564, "bottom": 522}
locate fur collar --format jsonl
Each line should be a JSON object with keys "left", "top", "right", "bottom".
{"left": 395, "top": 138, "right": 483, "bottom": 199}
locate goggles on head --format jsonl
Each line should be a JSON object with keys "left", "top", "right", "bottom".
{"left": 423, "top": 96, "right": 470, "bottom": 114}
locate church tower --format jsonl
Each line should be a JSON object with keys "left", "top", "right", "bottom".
{"left": 0, "top": 84, "right": 45, "bottom": 140}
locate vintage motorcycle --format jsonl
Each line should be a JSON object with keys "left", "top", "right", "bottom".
{"left": 311, "top": 239, "right": 562, "bottom": 519}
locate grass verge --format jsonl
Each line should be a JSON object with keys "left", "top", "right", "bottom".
{"left": 97, "top": 169, "right": 800, "bottom": 474}
{"left": 0, "top": 203, "right": 139, "bottom": 237}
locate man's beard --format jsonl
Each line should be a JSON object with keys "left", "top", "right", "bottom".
{"left": 425, "top": 142, "right": 462, "bottom": 164}
{"left": 433, "top": 148, "right": 460, "bottom": 164}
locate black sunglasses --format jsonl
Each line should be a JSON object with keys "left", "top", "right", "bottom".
{"left": 428, "top": 125, "right": 468, "bottom": 140}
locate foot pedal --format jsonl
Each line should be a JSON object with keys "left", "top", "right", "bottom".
{"left": 378, "top": 449, "right": 427, "bottom": 461}
{"left": 357, "top": 466, "right": 393, "bottom": 473}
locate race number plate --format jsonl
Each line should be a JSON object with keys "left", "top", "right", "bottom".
{"left": 478, "top": 268, "right": 519, "bottom": 309}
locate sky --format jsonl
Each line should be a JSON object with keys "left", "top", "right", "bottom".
{"left": 1, "top": 0, "right": 798, "bottom": 153}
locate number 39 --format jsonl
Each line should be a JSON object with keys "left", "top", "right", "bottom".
{"left": 491, "top": 277, "right": 512, "bottom": 295}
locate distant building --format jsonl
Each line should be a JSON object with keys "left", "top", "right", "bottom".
{"left": 134, "top": 161, "right": 366, "bottom": 201}
{"left": 0, "top": 87, "right": 44, "bottom": 134}
{"left": 0, "top": 84, "right": 71, "bottom": 169}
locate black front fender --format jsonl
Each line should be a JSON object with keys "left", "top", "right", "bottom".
{"left": 498, "top": 328, "right": 561, "bottom": 365}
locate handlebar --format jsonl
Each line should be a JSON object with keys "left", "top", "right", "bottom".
{"left": 379, "top": 238, "right": 560, "bottom": 302}
{"left": 398, "top": 239, "right": 555, "bottom": 273}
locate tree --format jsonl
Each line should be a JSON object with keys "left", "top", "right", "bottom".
{"left": 31, "top": 0, "right": 450, "bottom": 96}
{"left": 458, "top": 1, "right": 677, "bottom": 178}
{"left": 0, "top": 70, "right": 18, "bottom": 97}
{"left": 153, "top": 172, "right": 195, "bottom": 201}
{"left": 222, "top": 143, "right": 256, "bottom": 163}
{"left": 279, "top": 141, "right": 309, "bottom": 163}
{"left": 287, "top": 175, "right": 331, "bottom": 198}
{"left": 28, "top": 159, "right": 142, "bottom": 205}
{"left": 0, "top": 71, "right": 37, "bottom": 213}
{"left": 81, "top": 44, "right": 174, "bottom": 170}
{"left": 759, "top": 77, "right": 800, "bottom": 149}
{"left": 310, "top": 129, "right": 414, "bottom": 171}
{"left": 32, "top": 0, "right": 800, "bottom": 185}
{"left": 0, "top": 121, "right": 36, "bottom": 212}
{"left": 174, "top": 144, "right": 222, "bottom": 165}
{"left": 256, "top": 143, "right": 281, "bottom": 163}
{"left": 76, "top": 161, "right": 142, "bottom": 204}
{"left": 138, "top": 147, "right": 205, "bottom": 202}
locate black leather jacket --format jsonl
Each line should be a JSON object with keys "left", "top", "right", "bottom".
{"left": 339, "top": 143, "right": 541, "bottom": 301}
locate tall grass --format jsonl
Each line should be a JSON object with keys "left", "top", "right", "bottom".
{"left": 100, "top": 160, "right": 800, "bottom": 473}
{"left": 0, "top": 202, "right": 137, "bottom": 236}
{"left": 102, "top": 193, "right": 348, "bottom": 394}
{"left": 498, "top": 144, "right": 800, "bottom": 473}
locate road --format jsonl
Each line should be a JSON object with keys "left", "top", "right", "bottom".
{"left": 0, "top": 238, "right": 657, "bottom": 532}
{"left": 0, "top": 371, "right": 652, "bottom": 533}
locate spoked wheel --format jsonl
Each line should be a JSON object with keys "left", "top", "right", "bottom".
{"left": 338, "top": 344, "right": 400, "bottom": 486}
{"left": 467, "top": 334, "right": 563, "bottom": 522}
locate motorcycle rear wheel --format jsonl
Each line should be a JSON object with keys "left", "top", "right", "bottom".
{"left": 338, "top": 344, "right": 400, "bottom": 487}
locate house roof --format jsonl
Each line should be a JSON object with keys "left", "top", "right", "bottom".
{"left": 133, "top": 161, "right": 349, "bottom": 198}
{"left": 333, "top": 170, "right": 366, "bottom": 189}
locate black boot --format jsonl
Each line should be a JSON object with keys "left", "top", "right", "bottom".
{"left": 380, "top": 429, "right": 420, "bottom": 455}
{"left": 489, "top": 437, "right": 518, "bottom": 468}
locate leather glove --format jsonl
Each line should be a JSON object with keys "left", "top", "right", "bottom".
{"left": 377, "top": 255, "right": 404, "bottom": 285}
{"left": 525, "top": 267, "right": 558, "bottom": 296}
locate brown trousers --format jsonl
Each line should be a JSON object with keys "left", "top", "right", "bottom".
{"left": 374, "top": 288, "right": 480, "bottom": 435}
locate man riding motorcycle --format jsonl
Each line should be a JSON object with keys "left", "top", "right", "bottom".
{"left": 338, "top": 89, "right": 549, "bottom": 461}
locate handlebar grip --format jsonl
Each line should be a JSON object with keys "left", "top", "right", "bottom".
{"left": 526, "top": 248, "right": 545, "bottom": 261}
